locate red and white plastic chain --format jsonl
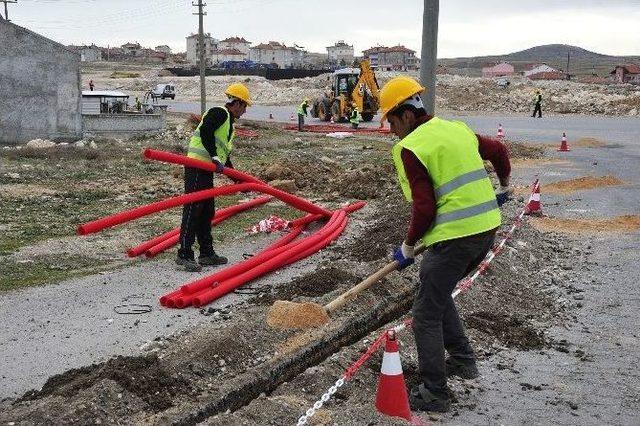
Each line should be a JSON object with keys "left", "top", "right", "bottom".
{"left": 297, "top": 181, "right": 538, "bottom": 425}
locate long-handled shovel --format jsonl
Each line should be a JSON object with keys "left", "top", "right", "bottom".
{"left": 266, "top": 244, "right": 426, "bottom": 329}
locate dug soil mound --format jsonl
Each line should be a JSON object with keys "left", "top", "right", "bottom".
{"left": 19, "top": 355, "right": 189, "bottom": 412}
{"left": 544, "top": 175, "right": 624, "bottom": 194}
{"left": 530, "top": 215, "right": 640, "bottom": 234}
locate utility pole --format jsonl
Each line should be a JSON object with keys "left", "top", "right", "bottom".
{"left": 1, "top": 0, "right": 18, "bottom": 21}
{"left": 566, "top": 49, "right": 571, "bottom": 80}
{"left": 193, "top": 0, "right": 207, "bottom": 115}
{"left": 420, "top": 0, "right": 439, "bottom": 115}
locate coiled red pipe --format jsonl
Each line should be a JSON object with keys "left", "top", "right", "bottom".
{"left": 192, "top": 211, "right": 346, "bottom": 307}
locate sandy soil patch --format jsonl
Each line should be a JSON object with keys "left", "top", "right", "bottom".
{"left": 511, "top": 158, "right": 573, "bottom": 169}
{"left": 530, "top": 215, "right": 640, "bottom": 234}
{"left": 543, "top": 175, "right": 624, "bottom": 194}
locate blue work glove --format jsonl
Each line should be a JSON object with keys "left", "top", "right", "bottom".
{"left": 495, "top": 185, "right": 512, "bottom": 207}
{"left": 393, "top": 241, "right": 415, "bottom": 270}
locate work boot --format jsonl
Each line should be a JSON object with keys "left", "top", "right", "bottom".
{"left": 445, "top": 357, "right": 479, "bottom": 379}
{"left": 176, "top": 256, "right": 202, "bottom": 272}
{"left": 198, "top": 253, "right": 228, "bottom": 266}
{"left": 409, "top": 384, "right": 451, "bottom": 413}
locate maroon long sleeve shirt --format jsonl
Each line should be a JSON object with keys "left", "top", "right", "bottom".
{"left": 402, "top": 116, "right": 511, "bottom": 246}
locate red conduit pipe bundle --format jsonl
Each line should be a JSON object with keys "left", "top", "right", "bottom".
{"left": 162, "top": 201, "right": 365, "bottom": 308}
{"left": 192, "top": 211, "right": 348, "bottom": 307}
{"left": 126, "top": 196, "right": 271, "bottom": 257}
{"left": 173, "top": 212, "right": 344, "bottom": 308}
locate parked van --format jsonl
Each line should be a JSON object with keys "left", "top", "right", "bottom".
{"left": 152, "top": 83, "right": 175, "bottom": 100}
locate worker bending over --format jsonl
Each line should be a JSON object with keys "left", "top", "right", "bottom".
{"left": 177, "top": 83, "right": 252, "bottom": 272}
{"left": 380, "top": 76, "right": 512, "bottom": 412}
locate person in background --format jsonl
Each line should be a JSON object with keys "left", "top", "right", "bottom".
{"left": 350, "top": 102, "right": 360, "bottom": 129}
{"left": 89, "top": 80, "right": 94, "bottom": 91}
{"left": 298, "top": 98, "right": 309, "bottom": 132}
{"left": 532, "top": 89, "right": 542, "bottom": 118}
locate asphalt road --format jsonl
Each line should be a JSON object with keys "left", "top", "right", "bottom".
{"left": 168, "top": 100, "right": 640, "bottom": 146}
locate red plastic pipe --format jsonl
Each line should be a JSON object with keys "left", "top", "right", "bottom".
{"left": 79, "top": 181, "right": 331, "bottom": 235}
{"left": 192, "top": 211, "right": 346, "bottom": 307}
{"left": 180, "top": 224, "right": 314, "bottom": 295}
{"left": 143, "top": 148, "right": 265, "bottom": 185}
{"left": 129, "top": 196, "right": 271, "bottom": 257}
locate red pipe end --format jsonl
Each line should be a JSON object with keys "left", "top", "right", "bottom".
{"left": 144, "top": 250, "right": 156, "bottom": 258}
{"left": 126, "top": 248, "right": 138, "bottom": 258}
{"left": 76, "top": 225, "right": 88, "bottom": 236}
{"left": 192, "top": 297, "right": 204, "bottom": 308}
{"left": 142, "top": 147, "right": 153, "bottom": 159}
{"left": 165, "top": 297, "right": 177, "bottom": 308}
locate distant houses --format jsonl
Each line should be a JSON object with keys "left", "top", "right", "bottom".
{"left": 482, "top": 62, "right": 514, "bottom": 78}
{"left": 362, "top": 45, "right": 418, "bottom": 70}
{"left": 610, "top": 64, "right": 640, "bottom": 84}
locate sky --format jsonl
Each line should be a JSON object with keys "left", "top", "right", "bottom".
{"left": 5, "top": 0, "right": 640, "bottom": 58}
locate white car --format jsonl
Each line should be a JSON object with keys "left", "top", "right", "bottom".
{"left": 152, "top": 83, "right": 175, "bottom": 100}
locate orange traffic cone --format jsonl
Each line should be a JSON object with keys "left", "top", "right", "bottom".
{"left": 290, "top": 113, "right": 295, "bottom": 121}
{"left": 375, "top": 330, "right": 411, "bottom": 421}
{"left": 558, "top": 132, "right": 570, "bottom": 151}
{"left": 497, "top": 123, "right": 504, "bottom": 138}
{"left": 525, "top": 180, "right": 542, "bottom": 215}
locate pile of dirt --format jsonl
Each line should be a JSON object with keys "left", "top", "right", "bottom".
{"left": 266, "top": 300, "right": 329, "bottom": 329}
{"left": 19, "top": 355, "right": 189, "bottom": 412}
{"left": 572, "top": 137, "right": 606, "bottom": 148}
{"left": 544, "top": 175, "right": 624, "bottom": 194}
{"left": 503, "top": 140, "right": 545, "bottom": 159}
{"left": 530, "top": 215, "right": 640, "bottom": 234}
{"left": 254, "top": 266, "right": 359, "bottom": 306}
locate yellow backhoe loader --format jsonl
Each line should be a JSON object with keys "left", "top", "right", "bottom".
{"left": 311, "top": 60, "right": 380, "bottom": 123}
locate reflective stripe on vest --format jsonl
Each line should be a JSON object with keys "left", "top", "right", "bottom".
{"left": 187, "top": 106, "right": 234, "bottom": 164}
{"left": 392, "top": 117, "right": 501, "bottom": 247}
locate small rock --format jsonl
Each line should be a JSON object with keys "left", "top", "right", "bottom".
{"left": 26, "top": 138, "right": 55, "bottom": 148}
{"left": 268, "top": 179, "right": 297, "bottom": 192}
{"left": 7, "top": 172, "right": 20, "bottom": 179}
{"left": 218, "top": 359, "right": 226, "bottom": 367}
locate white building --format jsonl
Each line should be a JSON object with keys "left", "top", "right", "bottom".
{"left": 211, "top": 48, "right": 246, "bottom": 65}
{"left": 76, "top": 45, "right": 102, "bottom": 62}
{"left": 218, "top": 36, "right": 251, "bottom": 60}
{"left": 249, "top": 41, "right": 306, "bottom": 68}
{"left": 186, "top": 33, "right": 219, "bottom": 65}
{"left": 327, "top": 40, "right": 354, "bottom": 67}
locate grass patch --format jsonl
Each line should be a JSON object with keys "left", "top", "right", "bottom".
{"left": 0, "top": 254, "right": 103, "bottom": 292}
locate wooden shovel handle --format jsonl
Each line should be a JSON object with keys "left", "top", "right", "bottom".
{"left": 324, "top": 244, "right": 426, "bottom": 313}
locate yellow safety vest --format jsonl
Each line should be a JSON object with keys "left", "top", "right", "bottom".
{"left": 187, "top": 106, "right": 234, "bottom": 164}
{"left": 297, "top": 101, "right": 308, "bottom": 115}
{"left": 392, "top": 117, "right": 501, "bottom": 247}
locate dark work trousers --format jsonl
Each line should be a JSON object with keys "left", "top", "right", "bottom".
{"left": 298, "top": 113, "right": 305, "bottom": 131}
{"left": 532, "top": 102, "right": 542, "bottom": 118}
{"left": 412, "top": 229, "right": 497, "bottom": 397}
{"left": 177, "top": 166, "right": 215, "bottom": 260}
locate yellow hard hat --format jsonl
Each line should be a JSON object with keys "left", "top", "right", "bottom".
{"left": 379, "top": 76, "right": 425, "bottom": 120}
{"left": 225, "top": 82, "right": 252, "bottom": 106}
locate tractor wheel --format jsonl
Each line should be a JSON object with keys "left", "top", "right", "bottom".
{"left": 317, "top": 99, "right": 331, "bottom": 121}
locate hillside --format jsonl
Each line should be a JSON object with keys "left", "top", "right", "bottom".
{"left": 439, "top": 44, "right": 640, "bottom": 77}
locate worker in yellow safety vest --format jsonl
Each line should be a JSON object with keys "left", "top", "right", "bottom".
{"left": 349, "top": 102, "right": 360, "bottom": 129}
{"left": 297, "top": 98, "right": 309, "bottom": 131}
{"left": 177, "top": 82, "right": 252, "bottom": 272}
{"left": 380, "top": 76, "right": 512, "bottom": 412}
